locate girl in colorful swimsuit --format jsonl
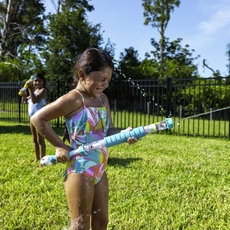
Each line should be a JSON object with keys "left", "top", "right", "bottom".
{"left": 22, "top": 73, "right": 47, "bottom": 161}
{"left": 31, "top": 48, "right": 138, "bottom": 230}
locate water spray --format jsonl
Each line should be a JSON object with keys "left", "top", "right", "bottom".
{"left": 179, "top": 106, "right": 230, "bottom": 121}
{"left": 40, "top": 118, "right": 174, "bottom": 166}
{"left": 114, "top": 68, "right": 164, "bottom": 112}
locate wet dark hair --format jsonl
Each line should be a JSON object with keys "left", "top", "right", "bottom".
{"left": 34, "top": 72, "right": 46, "bottom": 87}
{"left": 71, "top": 48, "right": 114, "bottom": 88}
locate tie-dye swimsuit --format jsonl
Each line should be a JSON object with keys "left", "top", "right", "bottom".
{"left": 64, "top": 90, "right": 109, "bottom": 184}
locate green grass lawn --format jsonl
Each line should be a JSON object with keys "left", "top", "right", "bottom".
{"left": 1, "top": 121, "right": 230, "bottom": 229}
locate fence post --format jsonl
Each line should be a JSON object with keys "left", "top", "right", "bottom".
{"left": 166, "top": 76, "right": 172, "bottom": 117}
{"left": 18, "top": 95, "right": 21, "bottom": 123}
{"left": 179, "top": 105, "right": 182, "bottom": 119}
{"left": 114, "top": 100, "right": 117, "bottom": 115}
{"left": 57, "top": 80, "right": 60, "bottom": 128}
{"left": 147, "top": 102, "right": 150, "bottom": 115}
{"left": 229, "top": 111, "right": 230, "bottom": 140}
{"left": 18, "top": 81, "right": 21, "bottom": 123}
{"left": 2, "top": 93, "right": 5, "bottom": 111}
{"left": 210, "top": 108, "right": 212, "bottom": 121}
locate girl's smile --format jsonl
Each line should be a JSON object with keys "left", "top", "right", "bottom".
{"left": 78, "top": 67, "right": 112, "bottom": 98}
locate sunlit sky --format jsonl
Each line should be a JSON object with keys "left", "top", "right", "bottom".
{"left": 45, "top": 0, "right": 230, "bottom": 77}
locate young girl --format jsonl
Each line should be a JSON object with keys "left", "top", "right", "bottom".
{"left": 22, "top": 73, "right": 47, "bottom": 161}
{"left": 31, "top": 48, "right": 138, "bottom": 230}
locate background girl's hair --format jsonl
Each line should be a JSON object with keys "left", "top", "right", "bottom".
{"left": 34, "top": 72, "right": 46, "bottom": 87}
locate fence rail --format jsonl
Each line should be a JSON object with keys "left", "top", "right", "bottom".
{"left": 1, "top": 77, "right": 230, "bottom": 138}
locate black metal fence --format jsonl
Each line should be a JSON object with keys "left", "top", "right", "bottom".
{"left": 1, "top": 77, "right": 230, "bottom": 138}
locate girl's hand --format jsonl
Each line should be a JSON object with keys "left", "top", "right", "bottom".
{"left": 55, "top": 147, "right": 70, "bottom": 162}
{"left": 127, "top": 136, "right": 138, "bottom": 145}
{"left": 122, "top": 127, "right": 139, "bottom": 145}
{"left": 25, "top": 80, "right": 33, "bottom": 89}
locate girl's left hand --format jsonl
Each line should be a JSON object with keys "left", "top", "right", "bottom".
{"left": 127, "top": 136, "right": 138, "bottom": 145}
{"left": 122, "top": 127, "right": 139, "bottom": 145}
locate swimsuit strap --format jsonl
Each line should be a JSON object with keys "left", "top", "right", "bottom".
{"left": 74, "top": 89, "right": 104, "bottom": 107}
{"left": 73, "top": 89, "right": 86, "bottom": 107}
{"left": 98, "top": 97, "right": 105, "bottom": 106}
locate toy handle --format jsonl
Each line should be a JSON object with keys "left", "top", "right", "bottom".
{"left": 104, "top": 126, "right": 146, "bottom": 147}
{"left": 18, "top": 75, "right": 35, "bottom": 96}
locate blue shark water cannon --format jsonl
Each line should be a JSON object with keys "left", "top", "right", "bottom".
{"left": 18, "top": 75, "right": 35, "bottom": 96}
{"left": 40, "top": 118, "right": 174, "bottom": 166}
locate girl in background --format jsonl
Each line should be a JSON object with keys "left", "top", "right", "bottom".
{"left": 22, "top": 73, "right": 47, "bottom": 161}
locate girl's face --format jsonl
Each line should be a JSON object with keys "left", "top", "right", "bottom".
{"left": 33, "top": 77, "right": 44, "bottom": 89}
{"left": 80, "top": 67, "right": 112, "bottom": 98}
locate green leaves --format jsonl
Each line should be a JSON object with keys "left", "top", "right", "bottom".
{"left": 43, "top": 2, "right": 103, "bottom": 81}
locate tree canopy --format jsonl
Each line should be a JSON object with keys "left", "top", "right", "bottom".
{"left": 43, "top": 1, "right": 103, "bottom": 81}
{"left": 142, "top": 0, "right": 180, "bottom": 64}
{"left": 0, "top": 0, "right": 227, "bottom": 82}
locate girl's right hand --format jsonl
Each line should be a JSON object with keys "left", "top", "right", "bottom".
{"left": 25, "top": 80, "right": 33, "bottom": 88}
{"left": 55, "top": 147, "right": 71, "bottom": 162}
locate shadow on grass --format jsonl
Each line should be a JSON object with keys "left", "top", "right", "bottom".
{"left": 0, "top": 124, "right": 64, "bottom": 136}
{"left": 108, "top": 157, "right": 141, "bottom": 167}
{"left": 0, "top": 124, "right": 31, "bottom": 134}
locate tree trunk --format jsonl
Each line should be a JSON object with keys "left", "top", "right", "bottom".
{"left": 0, "top": 0, "right": 13, "bottom": 60}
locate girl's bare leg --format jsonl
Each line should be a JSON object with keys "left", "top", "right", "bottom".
{"left": 37, "top": 131, "right": 46, "bottom": 159}
{"left": 91, "top": 173, "right": 109, "bottom": 230}
{"left": 64, "top": 173, "right": 94, "bottom": 230}
{"left": 30, "top": 121, "right": 40, "bottom": 161}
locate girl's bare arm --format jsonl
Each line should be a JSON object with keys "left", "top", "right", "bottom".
{"left": 31, "top": 91, "right": 82, "bottom": 157}
{"left": 28, "top": 87, "right": 47, "bottom": 104}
